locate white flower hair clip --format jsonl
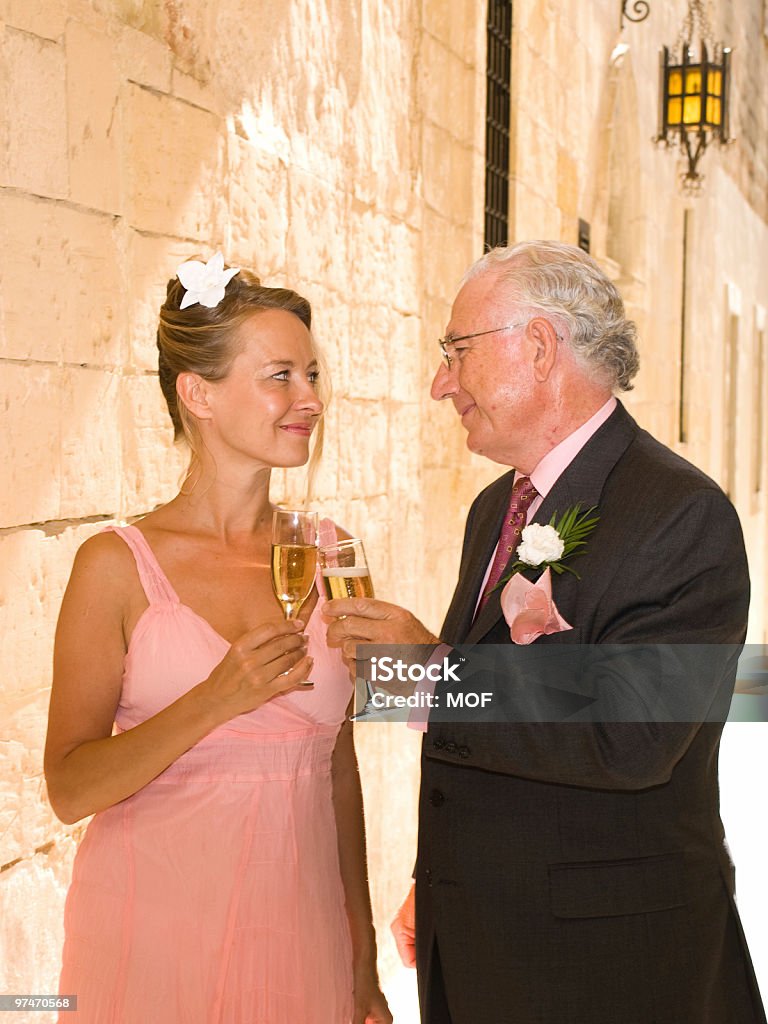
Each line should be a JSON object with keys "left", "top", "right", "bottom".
{"left": 176, "top": 252, "right": 240, "bottom": 310}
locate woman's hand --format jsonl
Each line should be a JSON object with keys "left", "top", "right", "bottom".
{"left": 352, "top": 966, "right": 393, "bottom": 1024}
{"left": 199, "top": 619, "right": 313, "bottom": 721}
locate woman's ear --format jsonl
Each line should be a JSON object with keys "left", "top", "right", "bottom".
{"left": 176, "top": 373, "right": 214, "bottom": 422}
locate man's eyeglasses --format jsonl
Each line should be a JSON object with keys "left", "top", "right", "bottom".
{"left": 437, "top": 321, "right": 530, "bottom": 370}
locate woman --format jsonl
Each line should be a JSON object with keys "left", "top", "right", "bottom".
{"left": 45, "top": 254, "right": 391, "bottom": 1024}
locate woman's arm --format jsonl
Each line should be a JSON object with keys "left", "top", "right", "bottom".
{"left": 331, "top": 714, "right": 392, "bottom": 1023}
{"left": 45, "top": 533, "right": 311, "bottom": 824}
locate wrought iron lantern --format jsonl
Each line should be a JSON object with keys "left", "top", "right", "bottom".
{"left": 656, "top": 1, "right": 731, "bottom": 191}
{"left": 621, "top": 1, "right": 650, "bottom": 27}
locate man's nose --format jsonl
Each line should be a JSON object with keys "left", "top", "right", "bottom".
{"left": 430, "top": 362, "right": 458, "bottom": 401}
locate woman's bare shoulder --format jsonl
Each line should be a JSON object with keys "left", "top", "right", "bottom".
{"left": 57, "top": 530, "right": 143, "bottom": 648}
{"left": 75, "top": 528, "right": 130, "bottom": 564}
{"left": 70, "top": 529, "right": 138, "bottom": 593}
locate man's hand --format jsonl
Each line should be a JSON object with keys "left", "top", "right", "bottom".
{"left": 324, "top": 598, "right": 438, "bottom": 662}
{"left": 391, "top": 884, "right": 416, "bottom": 968}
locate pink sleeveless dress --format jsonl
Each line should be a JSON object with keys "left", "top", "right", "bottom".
{"left": 58, "top": 522, "right": 354, "bottom": 1023}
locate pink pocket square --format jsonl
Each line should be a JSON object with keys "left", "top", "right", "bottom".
{"left": 500, "top": 567, "right": 573, "bottom": 645}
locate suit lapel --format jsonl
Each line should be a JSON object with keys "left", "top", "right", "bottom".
{"left": 460, "top": 404, "right": 638, "bottom": 644}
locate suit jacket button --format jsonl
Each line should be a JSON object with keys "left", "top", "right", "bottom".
{"left": 432, "top": 737, "right": 445, "bottom": 750}
{"left": 458, "top": 745, "right": 470, "bottom": 759}
{"left": 445, "top": 741, "right": 457, "bottom": 754}
{"left": 429, "top": 789, "right": 445, "bottom": 807}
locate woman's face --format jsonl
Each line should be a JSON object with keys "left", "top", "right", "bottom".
{"left": 202, "top": 309, "right": 324, "bottom": 469}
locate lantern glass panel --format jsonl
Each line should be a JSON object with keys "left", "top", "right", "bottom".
{"left": 709, "top": 69, "right": 722, "bottom": 97}
{"left": 668, "top": 97, "right": 683, "bottom": 125}
{"left": 683, "top": 95, "right": 702, "bottom": 124}
{"left": 684, "top": 67, "right": 702, "bottom": 95}
{"left": 706, "top": 96, "right": 721, "bottom": 126}
{"left": 669, "top": 70, "right": 683, "bottom": 95}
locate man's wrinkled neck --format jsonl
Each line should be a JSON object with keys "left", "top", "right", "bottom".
{"left": 513, "top": 391, "right": 614, "bottom": 475}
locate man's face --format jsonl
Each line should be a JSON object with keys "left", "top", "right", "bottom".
{"left": 430, "top": 270, "right": 540, "bottom": 466}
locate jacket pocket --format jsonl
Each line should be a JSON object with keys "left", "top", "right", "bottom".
{"left": 549, "top": 852, "right": 687, "bottom": 919}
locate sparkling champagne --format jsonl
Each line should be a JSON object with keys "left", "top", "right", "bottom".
{"left": 271, "top": 543, "right": 317, "bottom": 619}
{"left": 321, "top": 566, "right": 375, "bottom": 601}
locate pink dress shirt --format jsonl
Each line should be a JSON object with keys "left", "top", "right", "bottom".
{"left": 474, "top": 397, "right": 617, "bottom": 613}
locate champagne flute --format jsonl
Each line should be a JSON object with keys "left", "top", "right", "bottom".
{"left": 319, "top": 537, "right": 378, "bottom": 719}
{"left": 271, "top": 509, "right": 319, "bottom": 621}
{"left": 319, "top": 538, "right": 374, "bottom": 601}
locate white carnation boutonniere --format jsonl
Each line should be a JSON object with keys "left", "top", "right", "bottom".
{"left": 503, "top": 504, "right": 600, "bottom": 581}
{"left": 497, "top": 505, "right": 599, "bottom": 645}
{"left": 177, "top": 252, "right": 240, "bottom": 310}
{"left": 516, "top": 523, "right": 565, "bottom": 568}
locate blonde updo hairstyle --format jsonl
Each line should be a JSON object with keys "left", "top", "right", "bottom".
{"left": 157, "top": 262, "right": 326, "bottom": 487}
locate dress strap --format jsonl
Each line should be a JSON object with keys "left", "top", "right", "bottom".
{"left": 318, "top": 518, "right": 338, "bottom": 548}
{"left": 102, "top": 525, "right": 180, "bottom": 607}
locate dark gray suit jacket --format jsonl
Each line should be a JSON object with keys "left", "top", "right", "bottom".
{"left": 415, "top": 403, "right": 765, "bottom": 1024}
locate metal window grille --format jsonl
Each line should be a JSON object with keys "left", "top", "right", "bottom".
{"left": 485, "top": 0, "right": 513, "bottom": 250}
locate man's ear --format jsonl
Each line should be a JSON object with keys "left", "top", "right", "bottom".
{"left": 176, "top": 373, "right": 214, "bottom": 422}
{"left": 528, "top": 317, "right": 560, "bottom": 383}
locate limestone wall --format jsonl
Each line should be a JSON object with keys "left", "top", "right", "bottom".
{"left": 0, "top": 0, "right": 486, "bottom": 1012}
{"left": 1, "top": 0, "right": 767, "bottom": 1018}
{"left": 506, "top": 0, "right": 768, "bottom": 642}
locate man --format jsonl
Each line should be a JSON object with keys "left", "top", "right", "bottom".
{"left": 326, "top": 241, "right": 765, "bottom": 1023}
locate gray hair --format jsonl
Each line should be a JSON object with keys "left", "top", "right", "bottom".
{"left": 464, "top": 240, "right": 639, "bottom": 392}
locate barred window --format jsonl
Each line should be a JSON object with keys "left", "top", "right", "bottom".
{"left": 485, "top": 0, "right": 513, "bottom": 250}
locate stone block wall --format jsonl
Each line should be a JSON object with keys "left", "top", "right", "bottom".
{"left": 2, "top": 0, "right": 767, "bottom": 1017}
{"left": 0, "top": 0, "right": 488, "bottom": 1011}
{"left": 509, "top": 0, "right": 768, "bottom": 643}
